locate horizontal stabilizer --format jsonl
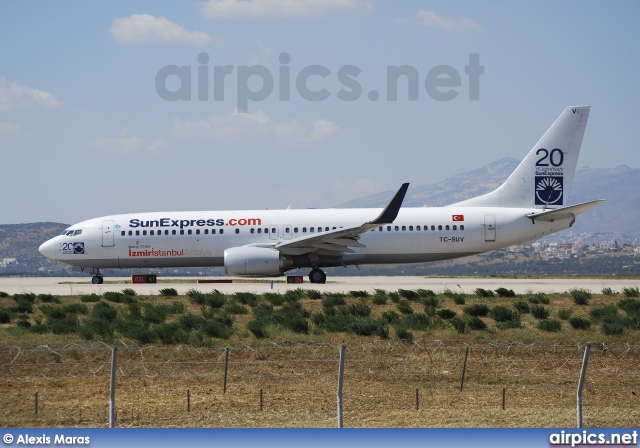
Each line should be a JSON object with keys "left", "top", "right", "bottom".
{"left": 526, "top": 200, "right": 604, "bottom": 222}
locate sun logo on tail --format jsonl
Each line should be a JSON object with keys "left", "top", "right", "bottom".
{"left": 535, "top": 176, "right": 563, "bottom": 205}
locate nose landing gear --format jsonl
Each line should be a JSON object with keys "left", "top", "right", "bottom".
{"left": 91, "top": 273, "right": 104, "bottom": 284}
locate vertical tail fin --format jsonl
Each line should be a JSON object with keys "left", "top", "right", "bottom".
{"left": 450, "top": 106, "right": 590, "bottom": 208}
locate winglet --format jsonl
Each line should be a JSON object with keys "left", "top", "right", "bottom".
{"left": 369, "top": 183, "right": 409, "bottom": 225}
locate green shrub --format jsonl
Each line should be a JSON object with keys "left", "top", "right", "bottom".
{"left": 305, "top": 289, "right": 322, "bottom": 300}
{"left": 416, "top": 289, "right": 436, "bottom": 298}
{"left": 397, "top": 300, "right": 413, "bottom": 315}
{"left": 422, "top": 296, "right": 440, "bottom": 308}
{"left": 601, "top": 319, "right": 625, "bottom": 336}
{"left": 449, "top": 317, "right": 466, "bottom": 333}
{"left": 263, "top": 293, "right": 285, "bottom": 306}
{"left": 490, "top": 306, "right": 519, "bottom": 322}
{"left": 13, "top": 293, "right": 36, "bottom": 303}
{"left": 528, "top": 292, "right": 550, "bottom": 304}
{"left": 495, "top": 287, "right": 516, "bottom": 298}
{"left": 436, "top": 309, "right": 456, "bottom": 319}
{"left": 0, "top": 291, "right": 9, "bottom": 298}
{"left": 601, "top": 287, "right": 615, "bottom": 296}
{"left": 204, "top": 291, "right": 226, "bottom": 308}
{"left": 11, "top": 299, "right": 33, "bottom": 314}
{"left": 618, "top": 298, "right": 640, "bottom": 316}
{"left": 348, "top": 303, "right": 372, "bottom": 317}
{"left": 464, "top": 303, "right": 489, "bottom": 317}
{"left": 372, "top": 291, "right": 387, "bottom": 305}
{"left": 451, "top": 295, "right": 466, "bottom": 305}
{"left": 622, "top": 286, "right": 640, "bottom": 298}
{"left": 401, "top": 313, "right": 432, "bottom": 330}
{"left": 380, "top": 310, "right": 401, "bottom": 324}
{"left": 348, "top": 317, "right": 383, "bottom": 337}
{"left": 590, "top": 305, "right": 619, "bottom": 321}
{"left": 570, "top": 288, "right": 592, "bottom": 305}
{"left": 475, "top": 288, "right": 494, "bottom": 298}
{"left": 284, "top": 288, "right": 305, "bottom": 302}
{"left": 388, "top": 292, "right": 400, "bottom": 303}
{"left": 0, "top": 310, "right": 10, "bottom": 324}
{"left": 37, "top": 294, "right": 57, "bottom": 303}
{"left": 234, "top": 292, "right": 258, "bottom": 307}
{"left": 466, "top": 316, "right": 487, "bottom": 331}
{"left": 122, "top": 288, "right": 137, "bottom": 297}
{"left": 538, "top": 319, "right": 562, "bottom": 332}
{"left": 512, "top": 301, "right": 530, "bottom": 314}
{"left": 159, "top": 288, "right": 178, "bottom": 297}
{"left": 142, "top": 304, "right": 169, "bottom": 324}
{"left": 530, "top": 305, "right": 550, "bottom": 319}
{"left": 557, "top": 309, "right": 572, "bottom": 320}
{"left": 394, "top": 326, "right": 413, "bottom": 342}
{"left": 247, "top": 319, "right": 268, "bottom": 338}
{"left": 80, "top": 293, "right": 101, "bottom": 303}
{"left": 398, "top": 289, "right": 419, "bottom": 301}
{"left": 64, "top": 303, "right": 88, "bottom": 315}
{"left": 225, "top": 303, "right": 249, "bottom": 315}
{"left": 568, "top": 317, "right": 591, "bottom": 330}
{"left": 322, "top": 295, "right": 346, "bottom": 308}
{"left": 103, "top": 291, "right": 124, "bottom": 303}
{"left": 349, "top": 290, "right": 370, "bottom": 298}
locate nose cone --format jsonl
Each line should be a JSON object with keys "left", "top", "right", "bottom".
{"left": 39, "top": 239, "right": 57, "bottom": 260}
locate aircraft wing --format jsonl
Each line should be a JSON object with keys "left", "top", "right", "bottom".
{"left": 526, "top": 199, "right": 605, "bottom": 223}
{"left": 275, "top": 183, "right": 409, "bottom": 256}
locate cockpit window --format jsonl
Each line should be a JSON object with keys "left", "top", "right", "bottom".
{"left": 62, "top": 229, "right": 82, "bottom": 237}
{"left": 73, "top": 230, "right": 82, "bottom": 236}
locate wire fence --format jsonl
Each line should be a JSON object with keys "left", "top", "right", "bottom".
{"left": 1, "top": 341, "right": 639, "bottom": 427}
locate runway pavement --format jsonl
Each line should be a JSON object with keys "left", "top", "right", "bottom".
{"left": 0, "top": 276, "right": 638, "bottom": 296}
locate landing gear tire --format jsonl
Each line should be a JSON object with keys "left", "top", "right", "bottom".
{"left": 308, "top": 268, "right": 326, "bottom": 284}
{"left": 92, "top": 275, "right": 104, "bottom": 285}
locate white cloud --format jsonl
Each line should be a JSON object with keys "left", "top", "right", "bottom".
{"left": 0, "top": 77, "right": 61, "bottom": 112}
{"left": 89, "top": 130, "right": 168, "bottom": 153}
{"left": 201, "top": 0, "right": 373, "bottom": 19}
{"left": 110, "top": 14, "right": 214, "bottom": 45}
{"left": 0, "top": 122, "right": 20, "bottom": 134}
{"left": 416, "top": 10, "right": 483, "bottom": 32}
{"left": 172, "top": 110, "right": 342, "bottom": 147}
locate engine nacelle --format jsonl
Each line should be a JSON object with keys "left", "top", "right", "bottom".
{"left": 224, "top": 246, "right": 286, "bottom": 276}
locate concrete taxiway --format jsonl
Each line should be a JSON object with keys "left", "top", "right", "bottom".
{"left": 0, "top": 276, "right": 638, "bottom": 296}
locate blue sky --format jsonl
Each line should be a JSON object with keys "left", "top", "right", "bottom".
{"left": 1, "top": 1, "right": 639, "bottom": 224}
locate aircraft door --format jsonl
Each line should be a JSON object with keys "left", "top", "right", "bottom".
{"left": 484, "top": 214, "right": 496, "bottom": 242}
{"left": 283, "top": 225, "right": 292, "bottom": 240}
{"left": 269, "top": 225, "right": 278, "bottom": 240}
{"left": 102, "top": 220, "right": 115, "bottom": 247}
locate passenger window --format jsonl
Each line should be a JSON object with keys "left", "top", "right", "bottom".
{"left": 136, "top": 231, "right": 140, "bottom": 236}
{"left": 251, "top": 228, "right": 255, "bottom": 234}
{"left": 121, "top": 231, "right": 125, "bottom": 236}
{"left": 460, "top": 225, "right": 465, "bottom": 231}
{"left": 235, "top": 229, "right": 239, "bottom": 234}
{"left": 438, "top": 225, "right": 442, "bottom": 231}
{"left": 188, "top": 229, "right": 192, "bottom": 235}
{"left": 378, "top": 227, "right": 383, "bottom": 231}
{"left": 325, "top": 227, "right": 329, "bottom": 231}
{"left": 416, "top": 226, "right": 420, "bottom": 231}
{"left": 445, "top": 225, "right": 449, "bottom": 230}
{"left": 271, "top": 228, "right": 276, "bottom": 233}
{"left": 453, "top": 225, "right": 457, "bottom": 230}
{"left": 212, "top": 229, "right": 216, "bottom": 234}
{"left": 150, "top": 230, "right": 154, "bottom": 236}
{"left": 172, "top": 230, "right": 176, "bottom": 235}
{"left": 409, "top": 226, "right": 413, "bottom": 231}
{"left": 395, "top": 226, "right": 399, "bottom": 231}
{"left": 431, "top": 225, "right": 435, "bottom": 231}
{"left": 387, "top": 226, "right": 391, "bottom": 231}
{"left": 294, "top": 227, "right": 298, "bottom": 233}
{"left": 205, "top": 229, "right": 209, "bottom": 235}
{"left": 303, "top": 227, "right": 307, "bottom": 233}
{"left": 128, "top": 231, "right": 132, "bottom": 236}
{"left": 196, "top": 229, "right": 200, "bottom": 235}
{"left": 285, "top": 228, "right": 290, "bottom": 233}
{"left": 257, "top": 228, "right": 262, "bottom": 234}
{"left": 220, "top": 229, "right": 224, "bottom": 234}
{"left": 310, "top": 227, "right": 315, "bottom": 232}
{"left": 402, "top": 226, "right": 406, "bottom": 231}
{"left": 165, "top": 230, "right": 169, "bottom": 235}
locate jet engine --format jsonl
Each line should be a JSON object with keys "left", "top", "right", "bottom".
{"left": 224, "top": 246, "right": 289, "bottom": 276}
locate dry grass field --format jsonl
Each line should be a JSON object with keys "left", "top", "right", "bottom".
{"left": 1, "top": 286, "right": 639, "bottom": 428}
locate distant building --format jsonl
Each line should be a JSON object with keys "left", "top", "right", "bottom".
{"left": 0, "top": 258, "right": 18, "bottom": 268}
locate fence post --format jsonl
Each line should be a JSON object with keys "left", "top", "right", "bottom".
{"left": 260, "top": 389, "right": 263, "bottom": 411}
{"left": 337, "top": 344, "right": 346, "bottom": 428}
{"left": 35, "top": 392, "right": 38, "bottom": 415}
{"left": 502, "top": 387, "right": 506, "bottom": 410}
{"left": 577, "top": 344, "right": 591, "bottom": 428}
{"left": 223, "top": 347, "right": 229, "bottom": 394}
{"left": 460, "top": 346, "right": 469, "bottom": 392}
{"left": 109, "top": 346, "right": 118, "bottom": 428}
{"left": 415, "top": 388, "right": 419, "bottom": 410}
{"left": 187, "top": 390, "right": 191, "bottom": 413}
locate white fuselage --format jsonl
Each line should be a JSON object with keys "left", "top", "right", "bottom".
{"left": 39, "top": 206, "right": 570, "bottom": 272}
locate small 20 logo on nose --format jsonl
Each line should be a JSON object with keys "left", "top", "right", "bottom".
{"left": 73, "top": 242, "right": 85, "bottom": 254}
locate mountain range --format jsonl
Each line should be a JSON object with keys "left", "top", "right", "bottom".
{"left": 339, "top": 159, "right": 640, "bottom": 244}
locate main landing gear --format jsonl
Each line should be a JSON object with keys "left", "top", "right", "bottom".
{"left": 308, "top": 268, "right": 326, "bottom": 284}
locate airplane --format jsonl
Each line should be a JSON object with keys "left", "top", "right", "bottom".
{"left": 39, "top": 106, "right": 603, "bottom": 285}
